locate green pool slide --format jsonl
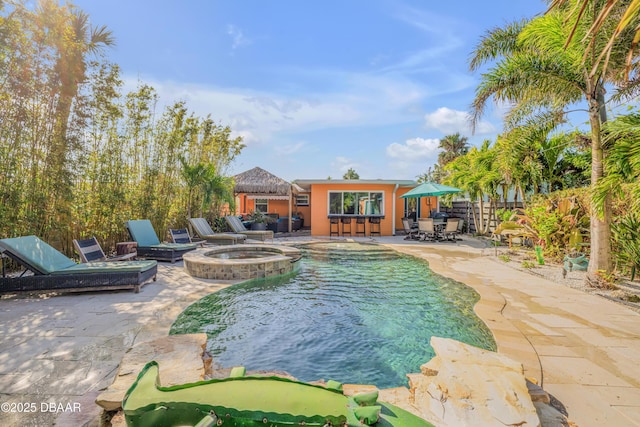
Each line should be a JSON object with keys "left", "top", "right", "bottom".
{"left": 123, "top": 361, "right": 434, "bottom": 426}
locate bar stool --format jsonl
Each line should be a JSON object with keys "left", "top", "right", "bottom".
{"left": 369, "top": 217, "right": 381, "bottom": 237}
{"left": 329, "top": 217, "right": 340, "bottom": 238}
{"left": 341, "top": 216, "right": 352, "bottom": 236}
{"left": 355, "top": 216, "right": 366, "bottom": 237}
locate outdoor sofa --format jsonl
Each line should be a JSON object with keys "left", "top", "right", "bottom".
{"left": 0, "top": 235, "right": 157, "bottom": 294}
{"left": 126, "top": 220, "right": 198, "bottom": 263}
{"left": 188, "top": 218, "right": 247, "bottom": 245}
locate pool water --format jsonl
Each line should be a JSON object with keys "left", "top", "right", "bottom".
{"left": 170, "top": 242, "right": 495, "bottom": 389}
{"left": 207, "top": 251, "right": 275, "bottom": 259}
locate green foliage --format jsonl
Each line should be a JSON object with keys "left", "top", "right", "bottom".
{"left": 247, "top": 210, "right": 275, "bottom": 224}
{"left": 0, "top": 2, "right": 244, "bottom": 255}
{"left": 342, "top": 168, "right": 360, "bottom": 179}
{"left": 534, "top": 245, "right": 545, "bottom": 265}
{"left": 521, "top": 260, "right": 536, "bottom": 269}
{"left": 495, "top": 209, "right": 517, "bottom": 222}
{"left": 518, "top": 190, "right": 590, "bottom": 260}
{"left": 611, "top": 213, "right": 640, "bottom": 280}
{"left": 498, "top": 254, "right": 511, "bottom": 262}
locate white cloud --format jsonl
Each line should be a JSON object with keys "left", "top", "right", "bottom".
{"left": 384, "top": 137, "right": 441, "bottom": 179}
{"left": 227, "top": 25, "right": 251, "bottom": 50}
{"left": 386, "top": 137, "right": 440, "bottom": 161}
{"left": 424, "top": 107, "right": 496, "bottom": 135}
{"left": 331, "top": 156, "right": 371, "bottom": 178}
{"left": 274, "top": 142, "right": 306, "bottom": 156}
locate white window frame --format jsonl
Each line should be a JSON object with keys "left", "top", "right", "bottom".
{"left": 255, "top": 198, "right": 268, "bottom": 212}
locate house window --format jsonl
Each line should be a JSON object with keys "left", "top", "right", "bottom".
{"left": 255, "top": 199, "right": 268, "bottom": 212}
{"left": 328, "top": 191, "right": 384, "bottom": 215}
{"left": 296, "top": 194, "right": 309, "bottom": 206}
{"left": 404, "top": 198, "right": 420, "bottom": 220}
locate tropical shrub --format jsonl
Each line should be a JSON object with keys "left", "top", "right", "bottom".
{"left": 611, "top": 213, "right": 640, "bottom": 280}
{"left": 517, "top": 190, "right": 590, "bottom": 260}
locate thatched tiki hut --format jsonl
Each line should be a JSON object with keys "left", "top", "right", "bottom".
{"left": 233, "top": 167, "right": 300, "bottom": 232}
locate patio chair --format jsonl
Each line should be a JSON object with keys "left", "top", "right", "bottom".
{"left": 442, "top": 218, "right": 461, "bottom": 241}
{"left": 169, "top": 228, "right": 206, "bottom": 247}
{"left": 224, "top": 216, "right": 274, "bottom": 242}
{"left": 126, "top": 220, "right": 198, "bottom": 263}
{"left": 73, "top": 236, "right": 137, "bottom": 263}
{"left": 0, "top": 235, "right": 157, "bottom": 294}
{"left": 417, "top": 218, "right": 438, "bottom": 241}
{"left": 401, "top": 217, "right": 420, "bottom": 240}
{"left": 188, "top": 218, "right": 247, "bottom": 245}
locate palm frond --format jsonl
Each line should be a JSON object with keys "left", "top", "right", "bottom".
{"left": 468, "top": 19, "right": 529, "bottom": 71}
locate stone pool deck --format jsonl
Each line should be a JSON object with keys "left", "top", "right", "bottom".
{"left": 0, "top": 234, "right": 639, "bottom": 426}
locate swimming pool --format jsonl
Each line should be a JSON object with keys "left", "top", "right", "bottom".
{"left": 171, "top": 242, "right": 495, "bottom": 389}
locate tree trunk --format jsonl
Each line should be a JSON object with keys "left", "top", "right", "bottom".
{"left": 470, "top": 200, "right": 480, "bottom": 235}
{"left": 478, "top": 197, "right": 486, "bottom": 235}
{"left": 587, "top": 94, "right": 612, "bottom": 278}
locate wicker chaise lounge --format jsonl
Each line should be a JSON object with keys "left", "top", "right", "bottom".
{"left": 224, "top": 216, "right": 274, "bottom": 241}
{"left": 0, "top": 236, "right": 157, "bottom": 294}
{"left": 126, "top": 220, "right": 198, "bottom": 263}
{"left": 188, "top": 218, "right": 247, "bottom": 245}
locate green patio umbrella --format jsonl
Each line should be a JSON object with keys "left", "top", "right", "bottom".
{"left": 400, "top": 182, "right": 462, "bottom": 216}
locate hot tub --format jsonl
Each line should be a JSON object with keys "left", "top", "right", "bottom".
{"left": 183, "top": 244, "right": 301, "bottom": 280}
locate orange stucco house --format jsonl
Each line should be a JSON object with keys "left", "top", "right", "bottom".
{"left": 292, "top": 179, "right": 437, "bottom": 237}
{"left": 232, "top": 168, "right": 438, "bottom": 236}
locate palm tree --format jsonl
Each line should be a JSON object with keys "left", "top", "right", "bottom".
{"left": 594, "top": 111, "right": 640, "bottom": 212}
{"left": 443, "top": 140, "right": 498, "bottom": 234}
{"left": 469, "top": 2, "right": 640, "bottom": 278}
{"left": 343, "top": 168, "right": 360, "bottom": 179}
{"left": 438, "top": 133, "right": 470, "bottom": 166}
{"left": 180, "top": 158, "right": 235, "bottom": 225}
{"left": 548, "top": 0, "right": 640, "bottom": 79}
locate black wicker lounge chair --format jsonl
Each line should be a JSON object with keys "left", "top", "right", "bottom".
{"left": 0, "top": 236, "right": 157, "bottom": 294}
{"left": 126, "top": 220, "right": 198, "bottom": 263}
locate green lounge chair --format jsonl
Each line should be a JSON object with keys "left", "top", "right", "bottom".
{"left": 224, "top": 215, "right": 274, "bottom": 241}
{"left": 0, "top": 236, "right": 157, "bottom": 294}
{"left": 188, "top": 218, "right": 247, "bottom": 245}
{"left": 126, "top": 220, "right": 198, "bottom": 263}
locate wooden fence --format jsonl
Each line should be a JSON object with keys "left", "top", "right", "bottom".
{"left": 440, "top": 201, "right": 524, "bottom": 235}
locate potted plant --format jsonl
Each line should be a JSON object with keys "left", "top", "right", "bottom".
{"left": 247, "top": 211, "right": 275, "bottom": 230}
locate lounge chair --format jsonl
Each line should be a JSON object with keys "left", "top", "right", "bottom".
{"left": 401, "top": 217, "right": 420, "bottom": 240}
{"left": 169, "top": 228, "right": 208, "bottom": 247}
{"left": 73, "top": 236, "right": 137, "bottom": 263}
{"left": 126, "top": 220, "right": 198, "bottom": 263}
{"left": 188, "top": 218, "right": 247, "bottom": 245}
{"left": 0, "top": 236, "right": 157, "bottom": 294}
{"left": 224, "top": 216, "right": 274, "bottom": 241}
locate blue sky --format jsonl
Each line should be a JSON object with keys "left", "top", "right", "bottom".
{"left": 74, "top": 0, "right": 546, "bottom": 181}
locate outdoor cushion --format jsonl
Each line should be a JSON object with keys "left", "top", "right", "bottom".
{"left": 126, "top": 220, "right": 197, "bottom": 251}
{"left": 126, "top": 220, "right": 162, "bottom": 246}
{"left": 143, "top": 242, "right": 198, "bottom": 251}
{"left": 50, "top": 260, "right": 157, "bottom": 275}
{"left": 225, "top": 215, "right": 248, "bottom": 232}
{"left": 0, "top": 236, "right": 76, "bottom": 274}
{"left": 188, "top": 218, "right": 247, "bottom": 244}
